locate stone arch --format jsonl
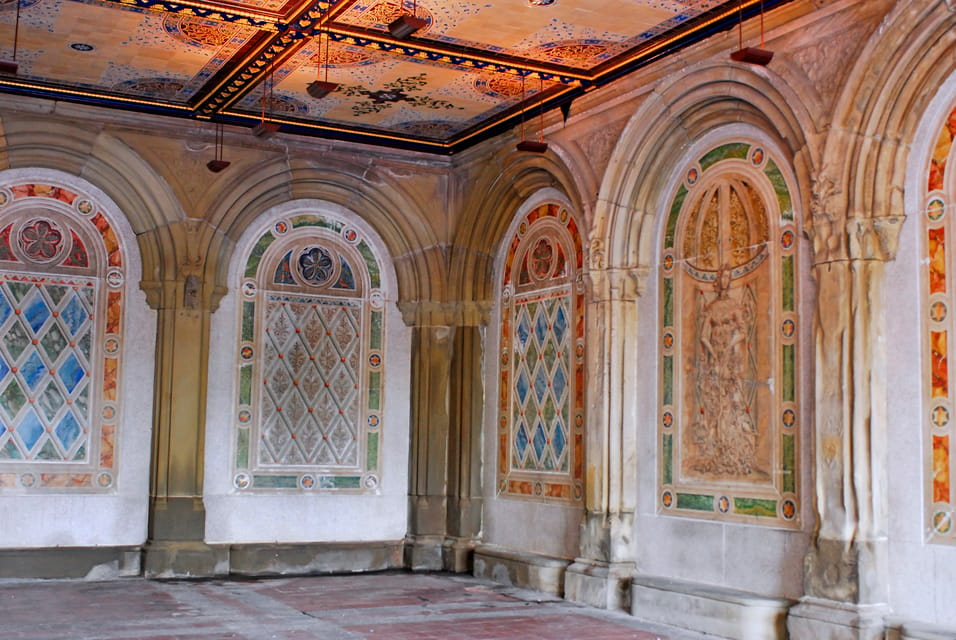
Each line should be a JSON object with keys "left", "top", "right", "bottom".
{"left": 451, "top": 147, "right": 586, "bottom": 306}
{"left": 200, "top": 157, "right": 442, "bottom": 310}
{"left": 823, "top": 1, "right": 956, "bottom": 229}
{"left": 594, "top": 62, "right": 816, "bottom": 272}
{"left": 0, "top": 116, "right": 188, "bottom": 287}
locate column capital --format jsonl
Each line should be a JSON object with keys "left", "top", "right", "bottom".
{"left": 805, "top": 173, "right": 905, "bottom": 265}
{"left": 397, "top": 300, "right": 492, "bottom": 327}
{"left": 587, "top": 266, "right": 650, "bottom": 302}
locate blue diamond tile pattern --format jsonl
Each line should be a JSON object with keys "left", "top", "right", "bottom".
{"left": 0, "top": 275, "right": 94, "bottom": 462}
{"left": 510, "top": 292, "right": 572, "bottom": 473}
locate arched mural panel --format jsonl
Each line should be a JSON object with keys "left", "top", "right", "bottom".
{"left": 204, "top": 200, "right": 409, "bottom": 545}
{"left": 0, "top": 182, "right": 129, "bottom": 492}
{"left": 659, "top": 142, "right": 799, "bottom": 528}
{"left": 234, "top": 215, "right": 385, "bottom": 493}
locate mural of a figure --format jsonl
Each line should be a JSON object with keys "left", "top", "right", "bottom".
{"left": 691, "top": 264, "right": 757, "bottom": 476}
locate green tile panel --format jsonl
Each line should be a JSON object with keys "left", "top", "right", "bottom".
{"left": 782, "top": 433, "right": 795, "bottom": 494}
{"left": 662, "top": 433, "right": 673, "bottom": 485}
{"left": 699, "top": 143, "right": 749, "bottom": 171}
{"left": 677, "top": 492, "right": 714, "bottom": 511}
{"left": 733, "top": 497, "right": 778, "bottom": 518}
{"left": 244, "top": 232, "right": 276, "bottom": 279}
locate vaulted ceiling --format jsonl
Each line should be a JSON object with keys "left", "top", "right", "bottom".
{"left": 0, "top": 0, "right": 790, "bottom": 153}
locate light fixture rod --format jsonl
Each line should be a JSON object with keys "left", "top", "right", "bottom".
{"left": 12, "top": 0, "right": 21, "bottom": 61}
{"left": 323, "top": 29, "right": 330, "bottom": 82}
{"left": 737, "top": 0, "right": 743, "bottom": 51}
{"left": 760, "top": 0, "right": 765, "bottom": 48}
{"left": 537, "top": 76, "right": 544, "bottom": 143}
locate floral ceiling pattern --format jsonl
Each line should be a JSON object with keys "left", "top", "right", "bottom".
{"left": 0, "top": 0, "right": 790, "bottom": 152}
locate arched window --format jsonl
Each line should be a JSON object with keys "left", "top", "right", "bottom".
{"left": 0, "top": 182, "right": 127, "bottom": 491}
{"left": 923, "top": 102, "right": 956, "bottom": 542}
{"left": 232, "top": 215, "right": 385, "bottom": 492}
{"left": 497, "top": 203, "right": 585, "bottom": 503}
{"left": 658, "top": 143, "right": 799, "bottom": 527}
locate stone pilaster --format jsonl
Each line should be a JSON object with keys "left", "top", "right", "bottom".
{"left": 564, "top": 262, "right": 647, "bottom": 610}
{"left": 140, "top": 222, "right": 229, "bottom": 577}
{"left": 788, "top": 174, "right": 905, "bottom": 640}
{"left": 444, "top": 323, "right": 485, "bottom": 571}
{"left": 400, "top": 301, "right": 489, "bottom": 571}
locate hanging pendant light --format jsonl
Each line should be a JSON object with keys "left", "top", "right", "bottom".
{"left": 730, "top": 0, "right": 773, "bottom": 65}
{"left": 0, "top": 0, "right": 22, "bottom": 75}
{"left": 516, "top": 74, "right": 548, "bottom": 153}
{"left": 206, "top": 122, "right": 230, "bottom": 173}
{"left": 252, "top": 67, "right": 280, "bottom": 138}
{"left": 307, "top": 28, "right": 338, "bottom": 99}
{"left": 388, "top": 0, "right": 426, "bottom": 40}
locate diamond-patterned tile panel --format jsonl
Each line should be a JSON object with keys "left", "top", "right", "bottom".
{"left": 510, "top": 292, "right": 572, "bottom": 474}
{"left": 259, "top": 296, "right": 361, "bottom": 467}
{"left": 0, "top": 276, "right": 93, "bottom": 462}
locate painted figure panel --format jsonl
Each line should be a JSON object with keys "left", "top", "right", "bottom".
{"left": 659, "top": 144, "right": 799, "bottom": 527}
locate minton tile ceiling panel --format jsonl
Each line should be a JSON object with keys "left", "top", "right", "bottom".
{"left": 335, "top": 0, "right": 724, "bottom": 70}
{"left": 0, "top": 0, "right": 792, "bottom": 152}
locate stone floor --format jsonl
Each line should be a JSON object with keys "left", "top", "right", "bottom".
{"left": 0, "top": 571, "right": 718, "bottom": 640}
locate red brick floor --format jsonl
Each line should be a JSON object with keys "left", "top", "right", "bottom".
{"left": 0, "top": 571, "right": 710, "bottom": 640}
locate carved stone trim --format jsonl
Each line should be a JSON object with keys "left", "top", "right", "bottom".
{"left": 846, "top": 216, "right": 905, "bottom": 262}
{"left": 588, "top": 266, "right": 649, "bottom": 302}
{"left": 805, "top": 173, "right": 905, "bottom": 265}
{"left": 398, "top": 300, "right": 492, "bottom": 327}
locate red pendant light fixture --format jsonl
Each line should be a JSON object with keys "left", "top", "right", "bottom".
{"left": 388, "top": 0, "right": 426, "bottom": 40}
{"left": 206, "top": 122, "right": 230, "bottom": 173}
{"left": 0, "top": 0, "right": 22, "bottom": 75}
{"left": 252, "top": 67, "right": 280, "bottom": 138}
{"left": 730, "top": 0, "right": 773, "bottom": 65}
{"left": 307, "top": 28, "right": 338, "bottom": 99}
{"left": 516, "top": 74, "right": 548, "bottom": 153}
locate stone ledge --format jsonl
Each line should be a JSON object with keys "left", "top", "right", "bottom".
{"left": 0, "top": 546, "right": 142, "bottom": 579}
{"left": 473, "top": 544, "right": 571, "bottom": 596}
{"left": 885, "top": 618, "right": 956, "bottom": 640}
{"left": 631, "top": 575, "right": 794, "bottom": 640}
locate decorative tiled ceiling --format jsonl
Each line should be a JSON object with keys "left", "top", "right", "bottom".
{"left": 0, "top": 0, "right": 790, "bottom": 153}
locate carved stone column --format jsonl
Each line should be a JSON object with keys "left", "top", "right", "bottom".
{"left": 140, "top": 222, "right": 228, "bottom": 577}
{"left": 401, "top": 301, "right": 488, "bottom": 571}
{"left": 564, "top": 259, "right": 647, "bottom": 610}
{"left": 788, "top": 176, "right": 905, "bottom": 639}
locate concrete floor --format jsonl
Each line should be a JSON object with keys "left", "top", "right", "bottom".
{"left": 0, "top": 571, "right": 718, "bottom": 640}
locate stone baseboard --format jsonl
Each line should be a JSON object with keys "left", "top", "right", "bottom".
{"left": 229, "top": 541, "right": 404, "bottom": 576}
{"left": 786, "top": 597, "right": 889, "bottom": 640}
{"left": 631, "top": 575, "right": 793, "bottom": 640}
{"left": 473, "top": 544, "right": 570, "bottom": 596}
{"left": 0, "top": 546, "right": 141, "bottom": 579}
{"left": 564, "top": 560, "right": 634, "bottom": 610}
{"left": 143, "top": 541, "right": 230, "bottom": 578}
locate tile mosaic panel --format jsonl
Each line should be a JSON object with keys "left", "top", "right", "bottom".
{"left": 924, "top": 104, "right": 956, "bottom": 542}
{"left": 658, "top": 143, "right": 799, "bottom": 528}
{"left": 498, "top": 203, "right": 584, "bottom": 504}
{"left": 0, "top": 182, "right": 125, "bottom": 492}
{"left": 234, "top": 215, "right": 384, "bottom": 493}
